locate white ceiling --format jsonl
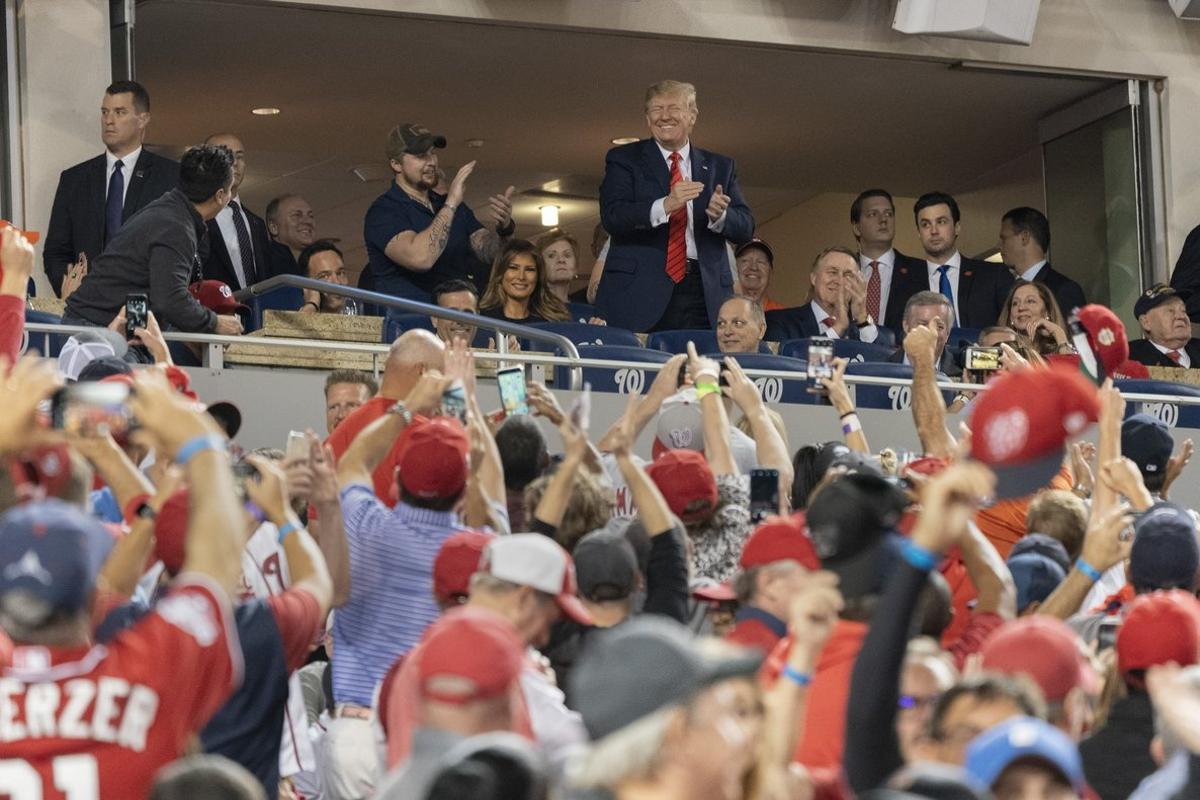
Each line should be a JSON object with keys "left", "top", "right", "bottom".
{"left": 134, "top": 0, "right": 1114, "bottom": 270}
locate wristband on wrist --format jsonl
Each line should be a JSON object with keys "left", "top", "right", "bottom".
{"left": 901, "top": 538, "right": 939, "bottom": 571}
{"left": 839, "top": 411, "right": 857, "bottom": 420}
{"left": 302, "top": 301, "right": 319, "bottom": 311}
{"left": 694, "top": 380, "right": 721, "bottom": 399}
{"left": 277, "top": 520, "right": 299, "bottom": 543}
{"left": 1075, "top": 558, "right": 1103, "bottom": 582}
{"left": 783, "top": 665, "right": 812, "bottom": 687}
{"left": 175, "top": 434, "right": 226, "bottom": 466}
{"left": 841, "top": 414, "right": 862, "bottom": 436}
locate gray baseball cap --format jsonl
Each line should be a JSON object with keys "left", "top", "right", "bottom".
{"left": 569, "top": 616, "right": 761, "bottom": 741}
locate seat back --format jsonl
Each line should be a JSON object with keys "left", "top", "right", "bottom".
{"left": 707, "top": 352, "right": 823, "bottom": 405}
{"left": 558, "top": 345, "right": 671, "bottom": 394}
{"left": 1115, "top": 379, "right": 1200, "bottom": 429}
{"left": 779, "top": 337, "right": 895, "bottom": 364}
{"left": 567, "top": 302, "right": 597, "bottom": 324}
{"left": 248, "top": 286, "right": 306, "bottom": 331}
{"left": 524, "top": 322, "right": 642, "bottom": 351}
{"left": 383, "top": 313, "right": 435, "bottom": 342}
{"left": 846, "top": 362, "right": 954, "bottom": 411}
{"left": 647, "top": 329, "right": 719, "bottom": 355}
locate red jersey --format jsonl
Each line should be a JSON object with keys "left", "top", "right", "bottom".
{"left": 0, "top": 577, "right": 241, "bottom": 799}
{"left": 0, "top": 295, "right": 23, "bottom": 365}
{"left": 325, "top": 397, "right": 428, "bottom": 508}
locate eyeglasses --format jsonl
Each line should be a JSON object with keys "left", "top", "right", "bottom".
{"left": 898, "top": 694, "right": 940, "bottom": 711}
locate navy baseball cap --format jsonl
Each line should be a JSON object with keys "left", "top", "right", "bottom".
{"left": 964, "top": 716, "right": 1083, "bottom": 791}
{"left": 1006, "top": 550, "right": 1067, "bottom": 612}
{"left": 1134, "top": 283, "right": 1190, "bottom": 318}
{"left": 0, "top": 499, "right": 114, "bottom": 618}
{"left": 1130, "top": 502, "right": 1200, "bottom": 592}
{"left": 1122, "top": 413, "right": 1174, "bottom": 479}
{"left": 1009, "top": 533, "right": 1071, "bottom": 574}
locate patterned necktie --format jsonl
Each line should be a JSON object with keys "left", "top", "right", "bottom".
{"left": 866, "top": 260, "right": 881, "bottom": 321}
{"left": 1168, "top": 349, "right": 1183, "bottom": 364}
{"left": 227, "top": 200, "right": 257, "bottom": 288}
{"left": 937, "top": 265, "right": 956, "bottom": 322}
{"left": 665, "top": 152, "right": 687, "bottom": 283}
{"left": 105, "top": 159, "right": 125, "bottom": 244}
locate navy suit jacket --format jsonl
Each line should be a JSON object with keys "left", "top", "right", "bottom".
{"left": 201, "top": 205, "right": 272, "bottom": 291}
{"left": 878, "top": 249, "right": 929, "bottom": 334}
{"left": 1128, "top": 338, "right": 1200, "bottom": 369}
{"left": 1029, "top": 262, "right": 1086, "bottom": 317}
{"left": 597, "top": 139, "right": 754, "bottom": 332}
{"left": 43, "top": 149, "right": 179, "bottom": 296}
{"left": 764, "top": 303, "right": 866, "bottom": 343}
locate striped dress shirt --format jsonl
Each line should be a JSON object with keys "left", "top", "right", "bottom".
{"left": 331, "top": 484, "right": 461, "bottom": 706}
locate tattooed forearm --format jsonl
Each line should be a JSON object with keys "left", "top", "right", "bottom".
{"left": 470, "top": 229, "right": 504, "bottom": 263}
{"left": 427, "top": 206, "right": 455, "bottom": 258}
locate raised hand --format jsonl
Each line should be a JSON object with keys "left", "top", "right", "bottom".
{"left": 903, "top": 324, "right": 939, "bottom": 367}
{"left": 0, "top": 356, "right": 62, "bottom": 454}
{"left": 129, "top": 368, "right": 223, "bottom": 456}
{"left": 487, "top": 185, "right": 515, "bottom": 231}
{"left": 787, "top": 571, "right": 844, "bottom": 669}
{"left": 1079, "top": 501, "right": 1135, "bottom": 572}
{"left": 403, "top": 369, "right": 451, "bottom": 417}
{"left": 722, "top": 355, "right": 763, "bottom": 413}
{"left": 527, "top": 381, "right": 565, "bottom": 425}
{"left": 817, "top": 356, "right": 854, "bottom": 415}
{"left": 664, "top": 180, "right": 704, "bottom": 216}
{"left": 1164, "top": 438, "right": 1194, "bottom": 499}
{"left": 242, "top": 454, "right": 292, "bottom": 524}
{"left": 446, "top": 160, "right": 477, "bottom": 207}
{"left": 0, "top": 226, "right": 36, "bottom": 295}
{"left": 705, "top": 183, "right": 730, "bottom": 222}
{"left": 686, "top": 340, "right": 721, "bottom": 384}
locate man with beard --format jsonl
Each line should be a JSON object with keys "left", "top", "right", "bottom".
{"left": 364, "top": 123, "right": 516, "bottom": 302}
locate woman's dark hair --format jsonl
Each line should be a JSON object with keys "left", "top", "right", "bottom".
{"left": 179, "top": 144, "right": 234, "bottom": 203}
{"left": 791, "top": 442, "right": 834, "bottom": 510}
{"left": 479, "top": 239, "right": 569, "bottom": 321}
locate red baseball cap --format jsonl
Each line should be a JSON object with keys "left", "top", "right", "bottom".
{"left": 903, "top": 456, "right": 950, "bottom": 479}
{"left": 188, "top": 280, "right": 249, "bottom": 314}
{"left": 970, "top": 366, "right": 1100, "bottom": 498}
{"left": 1076, "top": 305, "right": 1129, "bottom": 379}
{"left": 153, "top": 489, "right": 190, "bottom": 576}
{"left": 739, "top": 512, "right": 820, "bottom": 571}
{"left": 980, "top": 616, "right": 1097, "bottom": 702}
{"left": 433, "top": 530, "right": 496, "bottom": 605}
{"left": 7, "top": 445, "right": 74, "bottom": 503}
{"left": 1116, "top": 590, "right": 1200, "bottom": 678}
{"left": 646, "top": 449, "right": 718, "bottom": 525}
{"left": 396, "top": 417, "right": 470, "bottom": 500}
{"left": 416, "top": 607, "right": 525, "bottom": 704}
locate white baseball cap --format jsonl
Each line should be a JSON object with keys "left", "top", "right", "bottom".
{"left": 57, "top": 329, "right": 128, "bottom": 382}
{"left": 480, "top": 534, "right": 593, "bottom": 625}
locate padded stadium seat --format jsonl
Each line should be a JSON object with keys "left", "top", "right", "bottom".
{"left": 555, "top": 345, "right": 671, "bottom": 394}
{"left": 647, "top": 329, "right": 720, "bottom": 355}
{"left": 383, "top": 313, "right": 494, "bottom": 348}
{"left": 567, "top": 302, "right": 597, "bottom": 324}
{"left": 779, "top": 338, "right": 896, "bottom": 364}
{"left": 525, "top": 322, "right": 642, "bottom": 351}
{"left": 248, "top": 285, "right": 305, "bottom": 331}
{"left": 23, "top": 310, "right": 68, "bottom": 358}
{"left": 947, "top": 327, "right": 982, "bottom": 351}
{"left": 706, "top": 351, "right": 821, "bottom": 405}
{"left": 846, "top": 362, "right": 953, "bottom": 411}
{"left": 1115, "top": 379, "right": 1200, "bottom": 429}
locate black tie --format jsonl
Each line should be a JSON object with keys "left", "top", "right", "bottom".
{"left": 227, "top": 200, "right": 257, "bottom": 288}
{"left": 105, "top": 159, "right": 125, "bottom": 244}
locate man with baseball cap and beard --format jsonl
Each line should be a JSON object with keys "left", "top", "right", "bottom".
{"left": 383, "top": 534, "right": 592, "bottom": 770}
{"left": 364, "top": 122, "right": 516, "bottom": 301}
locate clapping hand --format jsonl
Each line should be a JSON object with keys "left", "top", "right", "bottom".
{"left": 705, "top": 184, "right": 731, "bottom": 222}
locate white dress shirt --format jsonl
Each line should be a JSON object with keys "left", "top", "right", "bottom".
{"left": 926, "top": 251, "right": 963, "bottom": 324}
{"left": 809, "top": 300, "right": 879, "bottom": 343}
{"left": 213, "top": 196, "right": 256, "bottom": 287}
{"left": 1150, "top": 338, "right": 1192, "bottom": 368}
{"left": 105, "top": 146, "right": 141, "bottom": 207}
{"left": 859, "top": 249, "right": 895, "bottom": 321}
{"left": 1021, "top": 259, "right": 1048, "bottom": 282}
{"left": 649, "top": 141, "right": 726, "bottom": 259}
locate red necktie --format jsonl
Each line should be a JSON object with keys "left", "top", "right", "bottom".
{"left": 665, "top": 152, "right": 687, "bottom": 283}
{"left": 1168, "top": 349, "right": 1183, "bottom": 364}
{"left": 822, "top": 317, "right": 835, "bottom": 329}
{"left": 866, "top": 261, "right": 881, "bottom": 321}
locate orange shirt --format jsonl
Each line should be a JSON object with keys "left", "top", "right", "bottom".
{"left": 974, "top": 466, "right": 1073, "bottom": 560}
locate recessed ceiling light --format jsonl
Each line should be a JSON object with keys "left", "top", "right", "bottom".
{"left": 465, "top": 138, "right": 485, "bottom": 148}
{"left": 251, "top": 107, "right": 281, "bottom": 116}
{"left": 539, "top": 205, "right": 560, "bottom": 227}
{"left": 611, "top": 136, "right": 639, "bottom": 145}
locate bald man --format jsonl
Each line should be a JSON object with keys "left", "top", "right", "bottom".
{"left": 325, "top": 329, "right": 447, "bottom": 505}
{"left": 201, "top": 132, "right": 270, "bottom": 290}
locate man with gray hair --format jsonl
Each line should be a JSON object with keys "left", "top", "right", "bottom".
{"left": 265, "top": 193, "right": 316, "bottom": 277}
{"left": 596, "top": 79, "right": 755, "bottom": 332}
{"left": 715, "top": 295, "right": 766, "bottom": 354}
{"left": 888, "top": 290, "right": 960, "bottom": 376}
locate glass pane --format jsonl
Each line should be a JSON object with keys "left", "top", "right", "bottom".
{"left": 1043, "top": 108, "right": 1141, "bottom": 330}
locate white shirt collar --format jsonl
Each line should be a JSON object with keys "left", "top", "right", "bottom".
{"left": 860, "top": 249, "right": 895, "bottom": 270}
{"left": 655, "top": 140, "right": 690, "bottom": 165}
{"left": 927, "top": 251, "right": 962, "bottom": 275}
{"left": 809, "top": 299, "right": 837, "bottom": 325}
{"left": 1021, "top": 259, "right": 1048, "bottom": 282}
{"left": 106, "top": 146, "right": 142, "bottom": 172}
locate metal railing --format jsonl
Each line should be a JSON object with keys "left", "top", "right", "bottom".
{"left": 22, "top": 320, "right": 1200, "bottom": 409}
{"left": 233, "top": 274, "right": 585, "bottom": 386}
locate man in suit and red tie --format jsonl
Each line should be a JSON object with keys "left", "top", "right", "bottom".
{"left": 1128, "top": 283, "right": 1200, "bottom": 368}
{"left": 764, "top": 246, "right": 887, "bottom": 344}
{"left": 913, "top": 191, "right": 1014, "bottom": 330}
{"left": 43, "top": 81, "right": 179, "bottom": 298}
{"left": 200, "top": 133, "right": 271, "bottom": 291}
{"left": 997, "top": 206, "right": 1086, "bottom": 316}
{"left": 596, "top": 80, "right": 755, "bottom": 332}
{"left": 850, "top": 189, "right": 927, "bottom": 336}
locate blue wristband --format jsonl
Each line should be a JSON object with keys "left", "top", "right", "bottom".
{"left": 1075, "top": 558, "right": 1103, "bottom": 582}
{"left": 175, "top": 434, "right": 226, "bottom": 466}
{"left": 277, "top": 520, "right": 299, "bottom": 543}
{"left": 901, "top": 539, "right": 939, "bottom": 572}
{"left": 783, "top": 665, "right": 812, "bottom": 687}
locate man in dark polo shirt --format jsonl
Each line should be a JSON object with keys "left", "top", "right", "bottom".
{"left": 66, "top": 144, "right": 245, "bottom": 335}
{"left": 363, "top": 123, "right": 516, "bottom": 302}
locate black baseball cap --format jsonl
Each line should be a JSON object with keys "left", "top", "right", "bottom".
{"left": 1122, "top": 413, "right": 1173, "bottom": 479}
{"left": 75, "top": 355, "right": 133, "bottom": 383}
{"left": 573, "top": 530, "right": 638, "bottom": 602}
{"left": 387, "top": 123, "right": 447, "bottom": 159}
{"left": 806, "top": 473, "right": 909, "bottom": 599}
{"left": 1134, "top": 283, "right": 1190, "bottom": 318}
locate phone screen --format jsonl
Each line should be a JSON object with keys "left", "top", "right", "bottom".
{"left": 231, "top": 461, "right": 260, "bottom": 500}
{"left": 749, "top": 468, "right": 780, "bottom": 523}
{"left": 125, "top": 294, "right": 148, "bottom": 340}
{"left": 285, "top": 430, "right": 308, "bottom": 463}
{"left": 496, "top": 367, "right": 529, "bottom": 417}
{"left": 964, "top": 346, "right": 1001, "bottom": 372}
{"left": 806, "top": 338, "right": 834, "bottom": 394}
{"left": 441, "top": 380, "right": 467, "bottom": 423}
{"left": 50, "top": 382, "right": 132, "bottom": 436}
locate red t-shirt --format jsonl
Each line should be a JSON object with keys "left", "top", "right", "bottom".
{"left": 324, "top": 397, "right": 428, "bottom": 508}
{"left": 268, "top": 588, "right": 323, "bottom": 673}
{"left": 0, "top": 577, "right": 240, "bottom": 799}
{"left": 725, "top": 617, "right": 784, "bottom": 655}
{"left": 0, "top": 294, "right": 24, "bottom": 364}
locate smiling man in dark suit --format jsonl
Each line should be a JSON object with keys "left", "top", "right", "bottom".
{"left": 998, "top": 206, "right": 1085, "bottom": 316}
{"left": 43, "top": 81, "right": 179, "bottom": 297}
{"left": 200, "top": 133, "right": 270, "bottom": 291}
{"left": 764, "top": 246, "right": 886, "bottom": 344}
{"left": 596, "top": 80, "right": 755, "bottom": 332}
{"left": 912, "top": 191, "right": 1013, "bottom": 330}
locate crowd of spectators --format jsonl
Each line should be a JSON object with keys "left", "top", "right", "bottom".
{"left": 7, "top": 71, "right": 1200, "bottom": 800}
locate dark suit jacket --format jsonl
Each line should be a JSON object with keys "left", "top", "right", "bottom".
{"left": 266, "top": 241, "right": 303, "bottom": 279}
{"left": 886, "top": 344, "right": 962, "bottom": 378}
{"left": 596, "top": 139, "right": 754, "bottom": 332}
{"left": 43, "top": 149, "right": 179, "bottom": 296}
{"left": 764, "top": 303, "right": 866, "bottom": 343}
{"left": 201, "top": 204, "right": 271, "bottom": 291}
{"left": 1128, "top": 338, "right": 1200, "bottom": 369}
{"left": 878, "top": 249, "right": 930, "bottom": 334}
{"left": 951, "top": 256, "right": 1014, "bottom": 329}
{"left": 1029, "top": 262, "right": 1086, "bottom": 317}
{"left": 1171, "top": 223, "right": 1200, "bottom": 321}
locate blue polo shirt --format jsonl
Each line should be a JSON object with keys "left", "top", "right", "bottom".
{"left": 363, "top": 182, "right": 487, "bottom": 301}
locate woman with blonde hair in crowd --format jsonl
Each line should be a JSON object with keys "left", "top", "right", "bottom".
{"left": 538, "top": 228, "right": 606, "bottom": 324}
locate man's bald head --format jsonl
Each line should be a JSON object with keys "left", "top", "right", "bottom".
{"left": 204, "top": 133, "right": 245, "bottom": 194}
{"left": 382, "top": 329, "right": 446, "bottom": 398}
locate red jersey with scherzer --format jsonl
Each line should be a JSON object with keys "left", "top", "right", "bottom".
{"left": 0, "top": 577, "right": 241, "bottom": 799}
